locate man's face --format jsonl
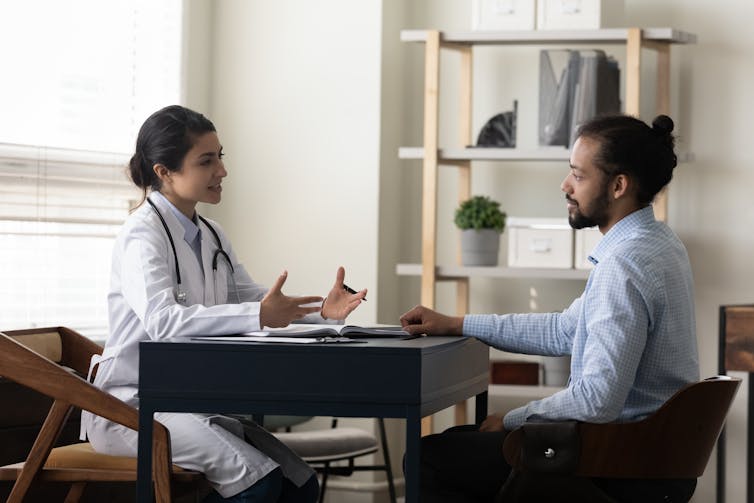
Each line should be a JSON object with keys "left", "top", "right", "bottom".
{"left": 561, "top": 136, "right": 612, "bottom": 230}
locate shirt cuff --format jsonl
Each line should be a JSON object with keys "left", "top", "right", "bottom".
{"left": 462, "top": 314, "right": 488, "bottom": 338}
{"left": 503, "top": 405, "right": 528, "bottom": 431}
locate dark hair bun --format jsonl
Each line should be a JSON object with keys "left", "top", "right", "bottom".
{"left": 652, "top": 114, "right": 674, "bottom": 135}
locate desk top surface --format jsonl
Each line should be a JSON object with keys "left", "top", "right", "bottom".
{"left": 141, "top": 334, "right": 471, "bottom": 351}
{"left": 138, "top": 335, "right": 489, "bottom": 417}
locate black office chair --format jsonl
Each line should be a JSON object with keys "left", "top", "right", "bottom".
{"left": 273, "top": 417, "right": 397, "bottom": 503}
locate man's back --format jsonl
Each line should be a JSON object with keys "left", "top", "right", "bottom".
{"left": 571, "top": 205, "right": 699, "bottom": 424}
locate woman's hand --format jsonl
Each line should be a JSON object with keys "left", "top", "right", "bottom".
{"left": 260, "top": 271, "right": 324, "bottom": 328}
{"left": 320, "top": 266, "right": 366, "bottom": 320}
{"left": 399, "top": 305, "right": 464, "bottom": 336}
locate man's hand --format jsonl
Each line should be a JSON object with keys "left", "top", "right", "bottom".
{"left": 479, "top": 413, "right": 505, "bottom": 432}
{"left": 321, "top": 266, "right": 366, "bottom": 320}
{"left": 260, "top": 271, "right": 323, "bottom": 328}
{"left": 399, "top": 305, "right": 464, "bottom": 336}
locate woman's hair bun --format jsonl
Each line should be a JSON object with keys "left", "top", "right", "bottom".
{"left": 652, "top": 114, "right": 674, "bottom": 135}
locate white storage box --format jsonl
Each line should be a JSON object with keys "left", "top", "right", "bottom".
{"left": 507, "top": 217, "right": 573, "bottom": 268}
{"left": 472, "top": 0, "right": 537, "bottom": 31}
{"left": 536, "top": 0, "right": 624, "bottom": 30}
{"left": 574, "top": 227, "right": 603, "bottom": 269}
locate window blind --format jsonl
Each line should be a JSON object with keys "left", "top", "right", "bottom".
{"left": 0, "top": 144, "right": 137, "bottom": 339}
{"left": 0, "top": 0, "right": 183, "bottom": 340}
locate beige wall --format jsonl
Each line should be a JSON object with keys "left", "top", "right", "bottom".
{"left": 202, "top": 0, "right": 384, "bottom": 327}
{"left": 194, "top": 0, "right": 754, "bottom": 501}
{"left": 199, "top": 1, "right": 399, "bottom": 501}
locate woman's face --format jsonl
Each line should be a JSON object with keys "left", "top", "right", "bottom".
{"left": 159, "top": 131, "right": 226, "bottom": 216}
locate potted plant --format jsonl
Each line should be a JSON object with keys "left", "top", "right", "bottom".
{"left": 454, "top": 195, "right": 506, "bottom": 266}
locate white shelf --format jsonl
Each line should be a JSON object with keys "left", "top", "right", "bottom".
{"left": 398, "top": 146, "right": 569, "bottom": 161}
{"left": 396, "top": 263, "right": 590, "bottom": 280}
{"left": 399, "top": 146, "right": 695, "bottom": 163}
{"left": 489, "top": 384, "right": 563, "bottom": 398}
{"left": 401, "top": 28, "right": 697, "bottom": 45}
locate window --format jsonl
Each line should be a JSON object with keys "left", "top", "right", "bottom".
{"left": 0, "top": 0, "right": 183, "bottom": 340}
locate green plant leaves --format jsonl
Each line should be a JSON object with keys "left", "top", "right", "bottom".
{"left": 454, "top": 195, "right": 506, "bottom": 232}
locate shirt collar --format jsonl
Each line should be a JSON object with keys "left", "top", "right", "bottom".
{"left": 151, "top": 191, "right": 201, "bottom": 244}
{"left": 588, "top": 206, "right": 655, "bottom": 265}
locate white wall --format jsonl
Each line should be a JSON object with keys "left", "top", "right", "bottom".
{"left": 203, "top": 0, "right": 384, "bottom": 327}
{"left": 200, "top": 1, "right": 401, "bottom": 501}
{"left": 194, "top": 0, "right": 754, "bottom": 501}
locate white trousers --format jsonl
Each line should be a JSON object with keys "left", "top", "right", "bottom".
{"left": 87, "top": 412, "right": 312, "bottom": 498}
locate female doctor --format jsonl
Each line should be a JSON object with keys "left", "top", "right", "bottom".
{"left": 83, "top": 105, "right": 367, "bottom": 503}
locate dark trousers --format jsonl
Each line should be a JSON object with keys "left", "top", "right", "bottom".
{"left": 202, "top": 468, "right": 319, "bottom": 503}
{"left": 418, "top": 425, "right": 697, "bottom": 503}
{"left": 419, "top": 425, "right": 510, "bottom": 503}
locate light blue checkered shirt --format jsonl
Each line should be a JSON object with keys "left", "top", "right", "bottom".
{"left": 464, "top": 206, "right": 699, "bottom": 430}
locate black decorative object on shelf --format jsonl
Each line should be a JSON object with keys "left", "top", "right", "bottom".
{"left": 474, "top": 100, "right": 517, "bottom": 148}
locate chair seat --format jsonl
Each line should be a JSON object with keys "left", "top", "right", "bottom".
{"left": 274, "top": 427, "right": 379, "bottom": 463}
{"left": 0, "top": 442, "right": 201, "bottom": 483}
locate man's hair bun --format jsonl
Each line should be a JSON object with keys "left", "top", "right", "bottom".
{"left": 652, "top": 115, "right": 674, "bottom": 135}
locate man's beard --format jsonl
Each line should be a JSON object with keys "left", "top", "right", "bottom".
{"left": 567, "top": 186, "right": 611, "bottom": 230}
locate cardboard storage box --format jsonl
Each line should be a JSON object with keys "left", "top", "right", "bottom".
{"left": 537, "top": 0, "right": 624, "bottom": 30}
{"left": 574, "top": 227, "right": 603, "bottom": 269}
{"left": 490, "top": 361, "right": 540, "bottom": 385}
{"left": 472, "top": 0, "right": 537, "bottom": 31}
{"left": 507, "top": 217, "right": 573, "bottom": 268}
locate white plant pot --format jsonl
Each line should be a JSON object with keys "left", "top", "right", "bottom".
{"left": 461, "top": 229, "right": 501, "bottom": 266}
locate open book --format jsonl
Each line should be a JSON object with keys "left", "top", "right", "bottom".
{"left": 246, "top": 323, "right": 412, "bottom": 339}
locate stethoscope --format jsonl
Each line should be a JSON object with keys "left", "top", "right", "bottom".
{"left": 146, "top": 196, "right": 240, "bottom": 304}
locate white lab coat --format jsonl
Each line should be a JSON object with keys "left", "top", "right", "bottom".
{"left": 83, "top": 193, "right": 317, "bottom": 497}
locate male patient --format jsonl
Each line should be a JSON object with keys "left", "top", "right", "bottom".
{"left": 400, "top": 114, "right": 699, "bottom": 503}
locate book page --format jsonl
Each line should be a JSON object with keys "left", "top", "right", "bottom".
{"left": 340, "top": 325, "right": 411, "bottom": 337}
{"left": 244, "top": 323, "right": 411, "bottom": 338}
{"left": 244, "top": 324, "right": 339, "bottom": 337}
{"left": 192, "top": 335, "right": 324, "bottom": 344}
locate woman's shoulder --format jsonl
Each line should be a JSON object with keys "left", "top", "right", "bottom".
{"left": 117, "top": 203, "right": 165, "bottom": 241}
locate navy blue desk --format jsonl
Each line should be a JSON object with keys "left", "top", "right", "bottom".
{"left": 136, "top": 336, "right": 489, "bottom": 502}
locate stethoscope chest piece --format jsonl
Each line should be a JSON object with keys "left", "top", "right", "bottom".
{"left": 175, "top": 289, "right": 188, "bottom": 305}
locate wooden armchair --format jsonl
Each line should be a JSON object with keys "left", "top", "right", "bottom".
{"left": 497, "top": 376, "right": 741, "bottom": 502}
{"left": 0, "top": 327, "right": 203, "bottom": 503}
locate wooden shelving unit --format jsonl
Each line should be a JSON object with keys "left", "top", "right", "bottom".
{"left": 398, "top": 27, "right": 696, "bottom": 433}
{"left": 396, "top": 263, "right": 590, "bottom": 281}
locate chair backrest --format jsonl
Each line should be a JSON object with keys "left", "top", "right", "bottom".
{"left": 576, "top": 376, "right": 741, "bottom": 478}
{"left": 0, "top": 327, "right": 178, "bottom": 503}
{"left": 1, "top": 327, "right": 103, "bottom": 377}
{"left": 0, "top": 328, "right": 116, "bottom": 424}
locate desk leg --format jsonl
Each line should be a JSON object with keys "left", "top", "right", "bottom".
{"left": 475, "top": 390, "right": 488, "bottom": 424}
{"left": 405, "top": 408, "right": 421, "bottom": 503}
{"left": 137, "top": 404, "right": 154, "bottom": 503}
{"left": 746, "top": 372, "right": 754, "bottom": 503}
{"left": 717, "top": 425, "right": 726, "bottom": 503}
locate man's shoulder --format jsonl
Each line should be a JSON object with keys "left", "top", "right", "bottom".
{"left": 606, "top": 221, "right": 682, "bottom": 260}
